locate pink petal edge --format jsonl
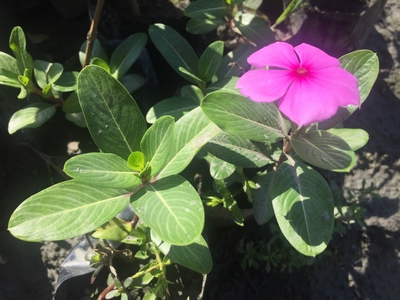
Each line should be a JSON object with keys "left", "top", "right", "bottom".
{"left": 247, "top": 42, "right": 299, "bottom": 69}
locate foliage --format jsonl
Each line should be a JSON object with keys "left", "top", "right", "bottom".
{"left": 0, "top": 26, "right": 147, "bottom": 133}
{"left": 4, "top": 2, "right": 379, "bottom": 297}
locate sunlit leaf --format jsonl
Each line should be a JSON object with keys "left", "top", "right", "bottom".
{"left": 110, "top": 33, "right": 147, "bottom": 79}
{"left": 184, "top": 0, "right": 229, "bottom": 19}
{"left": 234, "top": 14, "right": 275, "bottom": 47}
{"left": 34, "top": 60, "right": 63, "bottom": 89}
{"left": 156, "top": 107, "right": 221, "bottom": 179}
{"left": 140, "top": 116, "right": 175, "bottom": 178}
{"left": 8, "top": 102, "right": 56, "bottom": 134}
{"left": 9, "top": 26, "right": 33, "bottom": 78}
{"left": 146, "top": 97, "right": 199, "bottom": 123}
{"left": 64, "top": 153, "right": 141, "bottom": 188}
{"left": 53, "top": 71, "right": 78, "bottom": 92}
{"left": 131, "top": 175, "right": 204, "bottom": 245}
{"left": 291, "top": 130, "right": 356, "bottom": 172}
{"left": 8, "top": 181, "right": 130, "bottom": 241}
{"left": 327, "top": 128, "right": 369, "bottom": 151}
{"left": 201, "top": 92, "right": 288, "bottom": 143}
{"left": 186, "top": 18, "right": 225, "bottom": 34}
{"left": 198, "top": 41, "right": 224, "bottom": 82}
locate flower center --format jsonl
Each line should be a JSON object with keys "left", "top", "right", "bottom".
{"left": 295, "top": 67, "right": 308, "bottom": 77}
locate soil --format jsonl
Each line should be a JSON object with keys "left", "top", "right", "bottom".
{"left": 1, "top": 0, "right": 400, "bottom": 299}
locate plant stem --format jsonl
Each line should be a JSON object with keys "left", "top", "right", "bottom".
{"left": 83, "top": 0, "right": 105, "bottom": 68}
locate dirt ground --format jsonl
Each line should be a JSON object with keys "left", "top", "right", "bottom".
{"left": 0, "top": 0, "right": 399, "bottom": 299}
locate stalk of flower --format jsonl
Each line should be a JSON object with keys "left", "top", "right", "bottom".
{"left": 236, "top": 42, "right": 360, "bottom": 127}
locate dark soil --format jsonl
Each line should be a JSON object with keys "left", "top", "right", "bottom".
{"left": 1, "top": 0, "right": 400, "bottom": 299}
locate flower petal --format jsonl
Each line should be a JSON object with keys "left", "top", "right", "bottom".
{"left": 247, "top": 42, "right": 299, "bottom": 69}
{"left": 294, "top": 43, "right": 340, "bottom": 70}
{"left": 236, "top": 69, "right": 294, "bottom": 102}
{"left": 278, "top": 67, "right": 360, "bottom": 126}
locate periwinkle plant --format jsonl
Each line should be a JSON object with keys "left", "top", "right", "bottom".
{"left": 6, "top": 19, "right": 378, "bottom": 299}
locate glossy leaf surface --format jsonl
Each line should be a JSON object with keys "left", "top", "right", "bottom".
{"left": 110, "top": 33, "right": 147, "bottom": 79}
{"left": 291, "top": 130, "right": 356, "bottom": 172}
{"left": 201, "top": 92, "right": 287, "bottom": 143}
{"left": 131, "top": 175, "right": 204, "bottom": 245}
{"left": 198, "top": 41, "right": 224, "bottom": 82}
{"left": 272, "top": 160, "right": 334, "bottom": 256}
{"left": 204, "top": 132, "right": 271, "bottom": 167}
{"left": 8, "top": 102, "right": 56, "bottom": 134}
{"left": 146, "top": 97, "right": 199, "bottom": 123}
{"left": 8, "top": 181, "right": 130, "bottom": 241}
{"left": 64, "top": 153, "right": 141, "bottom": 188}
{"left": 156, "top": 107, "right": 221, "bottom": 179}
{"left": 77, "top": 65, "right": 146, "bottom": 159}
{"left": 184, "top": 0, "right": 228, "bottom": 19}
{"left": 140, "top": 116, "right": 175, "bottom": 178}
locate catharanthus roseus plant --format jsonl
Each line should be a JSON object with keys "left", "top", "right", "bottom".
{"left": 7, "top": 22, "right": 379, "bottom": 298}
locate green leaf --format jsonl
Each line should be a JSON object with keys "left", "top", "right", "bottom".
{"left": 152, "top": 231, "right": 212, "bottom": 274}
{"left": 186, "top": 18, "right": 225, "bottom": 34}
{"left": 0, "top": 52, "right": 21, "bottom": 88}
{"left": 184, "top": 0, "right": 228, "bottom": 19}
{"left": 149, "top": 24, "right": 199, "bottom": 83}
{"left": 110, "top": 33, "right": 147, "bottom": 79}
{"left": 327, "top": 128, "right": 369, "bottom": 151}
{"left": 204, "top": 132, "right": 271, "bottom": 167}
{"left": 291, "top": 130, "right": 356, "bottom": 172}
{"left": 201, "top": 92, "right": 288, "bottom": 143}
{"left": 243, "top": 0, "right": 263, "bottom": 10}
{"left": 181, "top": 85, "right": 203, "bottom": 103}
{"left": 274, "top": 0, "right": 304, "bottom": 26}
{"left": 9, "top": 26, "right": 33, "bottom": 78}
{"left": 131, "top": 175, "right": 204, "bottom": 245}
{"left": 65, "top": 112, "right": 87, "bottom": 128}
{"left": 156, "top": 107, "right": 221, "bottom": 179}
{"left": 120, "top": 73, "right": 145, "bottom": 93}
{"left": 33, "top": 60, "right": 63, "bottom": 89}
{"left": 8, "top": 102, "right": 56, "bottom": 134}
{"left": 62, "top": 92, "right": 81, "bottom": 113}
{"left": 91, "top": 58, "right": 110, "bottom": 72}
{"left": 198, "top": 41, "right": 224, "bottom": 82}
{"left": 178, "top": 67, "right": 205, "bottom": 86}
{"left": 214, "top": 44, "right": 255, "bottom": 82}
{"left": 205, "top": 76, "right": 241, "bottom": 95}
{"left": 64, "top": 153, "right": 141, "bottom": 188}
{"left": 272, "top": 160, "right": 334, "bottom": 256}
{"left": 208, "top": 154, "right": 235, "bottom": 180}
{"left": 79, "top": 39, "right": 108, "bottom": 66}
{"left": 339, "top": 50, "right": 379, "bottom": 105}
{"left": 8, "top": 181, "right": 130, "bottom": 241}
{"left": 92, "top": 217, "right": 132, "bottom": 241}
{"left": 127, "top": 151, "right": 145, "bottom": 172}
{"left": 140, "top": 116, "right": 175, "bottom": 178}
{"left": 77, "top": 65, "right": 147, "bottom": 159}
{"left": 234, "top": 14, "right": 275, "bottom": 47}
{"left": 146, "top": 97, "right": 199, "bottom": 124}
{"left": 52, "top": 71, "right": 78, "bottom": 92}
{"left": 253, "top": 172, "right": 275, "bottom": 225}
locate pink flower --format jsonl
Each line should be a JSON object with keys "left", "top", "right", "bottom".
{"left": 236, "top": 42, "right": 360, "bottom": 126}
